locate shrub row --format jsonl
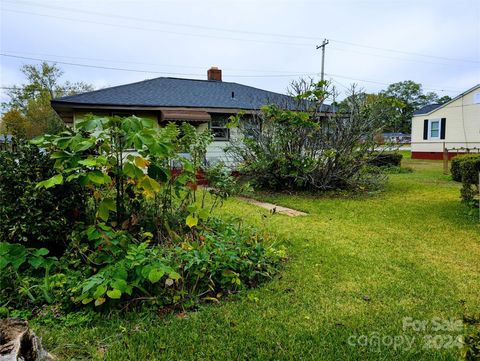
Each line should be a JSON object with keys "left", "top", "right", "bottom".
{"left": 367, "top": 153, "right": 403, "bottom": 168}
{"left": 0, "top": 118, "right": 285, "bottom": 314}
{"left": 0, "top": 220, "right": 285, "bottom": 310}
{"left": 0, "top": 143, "right": 86, "bottom": 253}
{"left": 451, "top": 154, "right": 480, "bottom": 182}
{"left": 462, "top": 312, "right": 480, "bottom": 360}
{"left": 450, "top": 154, "right": 480, "bottom": 207}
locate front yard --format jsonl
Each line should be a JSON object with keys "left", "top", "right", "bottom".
{"left": 35, "top": 158, "right": 480, "bottom": 360}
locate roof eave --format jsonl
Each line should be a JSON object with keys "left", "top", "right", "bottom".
{"left": 413, "top": 83, "right": 480, "bottom": 117}
{"left": 50, "top": 101, "right": 264, "bottom": 114}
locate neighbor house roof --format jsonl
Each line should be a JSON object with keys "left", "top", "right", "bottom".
{"left": 52, "top": 77, "right": 331, "bottom": 112}
{"left": 412, "top": 103, "right": 443, "bottom": 116}
{"left": 412, "top": 84, "right": 480, "bottom": 116}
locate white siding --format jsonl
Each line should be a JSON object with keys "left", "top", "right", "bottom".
{"left": 197, "top": 123, "right": 240, "bottom": 166}
{"left": 412, "top": 86, "right": 480, "bottom": 153}
{"left": 73, "top": 111, "right": 241, "bottom": 166}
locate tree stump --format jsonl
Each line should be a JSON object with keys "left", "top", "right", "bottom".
{"left": 0, "top": 318, "right": 54, "bottom": 361}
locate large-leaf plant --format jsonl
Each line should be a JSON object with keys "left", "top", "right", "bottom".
{"left": 32, "top": 115, "right": 198, "bottom": 227}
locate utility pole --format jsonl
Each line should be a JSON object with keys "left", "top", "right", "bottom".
{"left": 316, "top": 39, "right": 329, "bottom": 82}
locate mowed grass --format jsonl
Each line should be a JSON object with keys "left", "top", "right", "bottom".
{"left": 34, "top": 157, "right": 480, "bottom": 360}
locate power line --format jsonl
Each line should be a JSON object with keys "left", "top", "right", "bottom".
{"left": 0, "top": 53, "right": 205, "bottom": 76}
{"left": 329, "top": 38, "right": 480, "bottom": 64}
{"left": 0, "top": 50, "right": 311, "bottom": 74}
{"left": 1, "top": 8, "right": 311, "bottom": 48}
{"left": 1, "top": 0, "right": 326, "bottom": 41}
{"left": 330, "top": 79, "right": 351, "bottom": 91}
{"left": 3, "top": 0, "right": 480, "bottom": 64}
{"left": 0, "top": 53, "right": 462, "bottom": 93}
{"left": 3, "top": 8, "right": 474, "bottom": 70}
{"left": 0, "top": 53, "right": 317, "bottom": 78}
{"left": 324, "top": 72, "right": 460, "bottom": 93}
{"left": 329, "top": 47, "right": 462, "bottom": 68}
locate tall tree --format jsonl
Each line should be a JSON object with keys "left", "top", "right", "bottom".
{"left": 1, "top": 62, "right": 93, "bottom": 138}
{"left": 380, "top": 80, "right": 451, "bottom": 133}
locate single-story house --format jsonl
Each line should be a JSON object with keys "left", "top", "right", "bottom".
{"left": 411, "top": 84, "right": 480, "bottom": 159}
{"left": 52, "top": 67, "right": 330, "bottom": 163}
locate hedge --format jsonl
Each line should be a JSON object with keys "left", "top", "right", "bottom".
{"left": 0, "top": 143, "right": 87, "bottom": 253}
{"left": 451, "top": 154, "right": 480, "bottom": 182}
{"left": 368, "top": 153, "right": 403, "bottom": 167}
{"left": 450, "top": 154, "right": 480, "bottom": 206}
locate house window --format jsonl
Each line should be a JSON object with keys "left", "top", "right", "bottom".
{"left": 429, "top": 120, "right": 440, "bottom": 139}
{"left": 242, "top": 117, "right": 261, "bottom": 140}
{"left": 210, "top": 115, "right": 230, "bottom": 141}
{"left": 474, "top": 92, "right": 480, "bottom": 104}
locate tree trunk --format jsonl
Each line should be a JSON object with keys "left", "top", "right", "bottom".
{"left": 0, "top": 318, "right": 55, "bottom": 361}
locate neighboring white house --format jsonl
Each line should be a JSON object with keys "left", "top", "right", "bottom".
{"left": 411, "top": 84, "right": 480, "bottom": 159}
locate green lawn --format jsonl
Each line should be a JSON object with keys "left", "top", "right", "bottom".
{"left": 34, "top": 157, "right": 480, "bottom": 360}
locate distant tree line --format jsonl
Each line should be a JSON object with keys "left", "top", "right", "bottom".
{"left": 1, "top": 62, "right": 93, "bottom": 139}
{"left": 340, "top": 80, "right": 451, "bottom": 134}
{"left": 0, "top": 63, "right": 451, "bottom": 138}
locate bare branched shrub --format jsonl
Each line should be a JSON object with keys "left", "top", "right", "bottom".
{"left": 226, "top": 80, "right": 396, "bottom": 191}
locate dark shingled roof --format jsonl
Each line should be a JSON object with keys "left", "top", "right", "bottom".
{"left": 52, "top": 77, "right": 330, "bottom": 112}
{"left": 413, "top": 103, "right": 442, "bottom": 115}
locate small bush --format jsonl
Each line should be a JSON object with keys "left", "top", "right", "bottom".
{"left": 0, "top": 219, "right": 285, "bottom": 310}
{"left": 0, "top": 143, "right": 86, "bottom": 252}
{"left": 367, "top": 153, "right": 403, "bottom": 167}
{"left": 0, "top": 242, "right": 62, "bottom": 306}
{"left": 451, "top": 154, "right": 480, "bottom": 207}
{"left": 451, "top": 154, "right": 480, "bottom": 182}
{"left": 462, "top": 312, "right": 480, "bottom": 360}
{"left": 73, "top": 219, "right": 285, "bottom": 308}
{"left": 0, "top": 117, "right": 285, "bottom": 314}
{"left": 459, "top": 156, "right": 480, "bottom": 185}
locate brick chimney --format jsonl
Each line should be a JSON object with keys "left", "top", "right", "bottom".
{"left": 207, "top": 66, "right": 222, "bottom": 81}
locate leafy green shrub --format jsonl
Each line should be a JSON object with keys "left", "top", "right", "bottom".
{"left": 0, "top": 242, "right": 61, "bottom": 306}
{"left": 451, "top": 154, "right": 480, "bottom": 182}
{"left": 74, "top": 219, "right": 285, "bottom": 308}
{"left": 367, "top": 153, "right": 403, "bottom": 167}
{"left": 451, "top": 154, "right": 480, "bottom": 207}
{"left": 462, "top": 312, "right": 480, "bottom": 360}
{"left": 451, "top": 156, "right": 464, "bottom": 182}
{"left": 32, "top": 116, "right": 218, "bottom": 239}
{"left": 459, "top": 156, "right": 480, "bottom": 185}
{"left": 0, "top": 143, "right": 86, "bottom": 251}
{"left": 0, "top": 219, "right": 285, "bottom": 310}
{"left": 0, "top": 116, "right": 284, "bottom": 314}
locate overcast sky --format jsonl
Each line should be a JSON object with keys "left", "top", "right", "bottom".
{"left": 1, "top": 0, "right": 479, "bottom": 103}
